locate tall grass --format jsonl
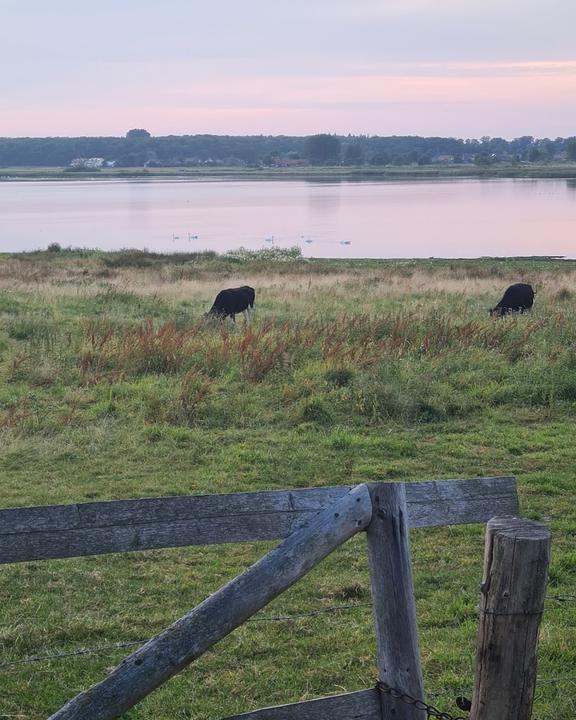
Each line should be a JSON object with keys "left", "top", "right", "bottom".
{"left": 2, "top": 295, "right": 575, "bottom": 435}
{"left": 1, "top": 255, "right": 576, "bottom": 719}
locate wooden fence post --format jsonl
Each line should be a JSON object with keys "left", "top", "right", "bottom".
{"left": 367, "top": 483, "right": 426, "bottom": 720}
{"left": 470, "top": 517, "right": 551, "bottom": 720}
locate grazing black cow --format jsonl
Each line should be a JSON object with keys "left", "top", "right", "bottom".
{"left": 490, "top": 283, "right": 535, "bottom": 317}
{"left": 208, "top": 286, "right": 255, "bottom": 324}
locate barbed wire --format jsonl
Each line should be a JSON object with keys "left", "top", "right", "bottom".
{"left": 0, "top": 639, "right": 147, "bottom": 669}
{"left": 0, "top": 602, "right": 373, "bottom": 669}
{"left": 1, "top": 592, "right": 573, "bottom": 671}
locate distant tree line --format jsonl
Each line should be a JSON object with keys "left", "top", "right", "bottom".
{"left": 1, "top": 129, "right": 576, "bottom": 168}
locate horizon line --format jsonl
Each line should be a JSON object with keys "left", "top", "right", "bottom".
{"left": 2, "top": 131, "right": 573, "bottom": 141}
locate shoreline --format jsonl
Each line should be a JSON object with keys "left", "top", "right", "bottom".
{"left": 3, "top": 163, "right": 576, "bottom": 182}
{"left": 1, "top": 249, "right": 573, "bottom": 267}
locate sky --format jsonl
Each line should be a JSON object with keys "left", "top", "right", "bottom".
{"left": 1, "top": 0, "right": 576, "bottom": 139}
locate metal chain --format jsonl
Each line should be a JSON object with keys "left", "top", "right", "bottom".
{"left": 376, "top": 681, "right": 469, "bottom": 720}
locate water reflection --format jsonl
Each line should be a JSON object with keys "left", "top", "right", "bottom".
{"left": 307, "top": 185, "right": 342, "bottom": 213}
{"left": 0, "top": 178, "right": 574, "bottom": 258}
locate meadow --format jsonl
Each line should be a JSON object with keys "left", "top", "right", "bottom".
{"left": 0, "top": 248, "right": 575, "bottom": 719}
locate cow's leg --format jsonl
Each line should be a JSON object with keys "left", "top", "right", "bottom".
{"left": 243, "top": 308, "right": 251, "bottom": 326}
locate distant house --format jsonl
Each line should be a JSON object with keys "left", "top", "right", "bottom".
{"left": 265, "top": 156, "right": 308, "bottom": 168}
{"left": 431, "top": 154, "right": 454, "bottom": 165}
{"left": 280, "top": 158, "right": 308, "bottom": 167}
{"left": 69, "top": 157, "right": 105, "bottom": 169}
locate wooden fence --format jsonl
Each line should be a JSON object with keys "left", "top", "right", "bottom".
{"left": 0, "top": 476, "right": 550, "bottom": 720}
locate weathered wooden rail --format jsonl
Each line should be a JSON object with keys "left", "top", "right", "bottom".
{"left": 0, "top": 476, "right": 549, "bottom": 720}
{"left": 0, "top": 476, "right": 517, "bottom": 564}
{"left": 227, "top": 688, "right": 382, "bottom": 720}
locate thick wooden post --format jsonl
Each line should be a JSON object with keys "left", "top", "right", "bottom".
{"left": 49, "top": 484, "right": 372, "bottom": 720}
{"left": 367, "top": 483, "right": 425, "bottom": 720}
{"left": 471, "top": 517, "right": 551, "bottom": 720}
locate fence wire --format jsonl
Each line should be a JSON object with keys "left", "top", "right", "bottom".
{"left": 1, "top": 593, "right": 574, "bottom": 671}
{"left": 0, "top": 639, "right": 147, "bottom": 669}
{"left": 0, "top": 602, "right": 373, "bottom": 670}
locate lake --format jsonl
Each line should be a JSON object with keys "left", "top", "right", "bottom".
{"left": 1, "top": 177, "right": 575, "bottom": 258}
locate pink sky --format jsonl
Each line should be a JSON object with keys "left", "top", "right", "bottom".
{"left": 2, "top": 1, "right": 576, "bottom": 138}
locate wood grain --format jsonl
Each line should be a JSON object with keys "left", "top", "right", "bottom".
{"left": 367, "top": 483, "right": 425, "bottom": 720}
{"left": 223, "top": 688, "right": 381, "bottom": 720}
{"left": 0, "top": 477, "right": 517, "bottom": 564}
{"left": 48, "top": 484, "right": 373, "bottom": 719}
{"left": 470, "top": 517, "right": 550, "bottom": 720}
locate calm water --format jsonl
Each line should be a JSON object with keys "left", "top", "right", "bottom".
{"left": 1, "top": 178, "right": 575, "bottom": 258}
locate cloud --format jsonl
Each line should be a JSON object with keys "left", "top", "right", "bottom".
{"left": 3, "top": 63, "right": 576, "bottom": 138}
{"left": 2, "top": 1, "right": 576, "bottom": 137}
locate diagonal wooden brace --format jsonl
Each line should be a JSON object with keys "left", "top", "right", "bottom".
{"left": 49, "top": 483, "right": 372, "bottom": 720}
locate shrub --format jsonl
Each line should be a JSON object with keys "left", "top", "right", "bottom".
{"left": 324, "top": 366, "right": 354, "bottom": 387}
{"left": 299, "top": 396, "right": 334, "bottom": 425}
{"left": 223, "top": 246, "right": 302, "bottom": 263}
{"left": 379, "top": 384, "right": 418, "bottom": 420}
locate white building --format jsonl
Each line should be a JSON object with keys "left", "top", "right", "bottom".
{"left": 69, "top": 157, "right": 105, "bottom": 169}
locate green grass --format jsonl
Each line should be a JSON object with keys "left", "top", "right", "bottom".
{"left": 0, "top": 253, "right": 575, "bottom": 718}
{"left": 3, "top": 162, "right": 576, "bottom": 181}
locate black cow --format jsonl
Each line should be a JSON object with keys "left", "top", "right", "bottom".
{"left": 208, "top": 286, "right": 255, "bottom": 324}
{"left": 490, "top": 283, "right": 535, "bottom": 317}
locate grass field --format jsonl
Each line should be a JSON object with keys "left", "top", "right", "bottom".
{"left": 1, "top": 250, "right": 575, "bottom": 718}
